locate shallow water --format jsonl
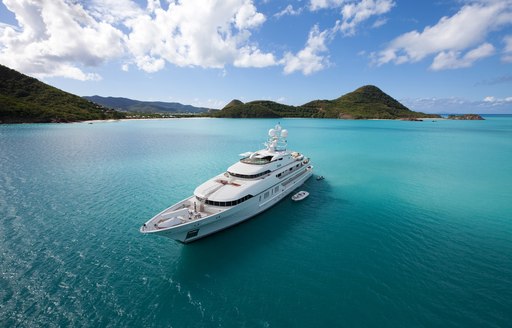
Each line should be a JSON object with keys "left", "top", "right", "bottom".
{"left": 1, "top": 117, "right": 511, "bottom": 327}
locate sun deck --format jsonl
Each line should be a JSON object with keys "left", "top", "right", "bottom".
{"left": 141, "top": 197, "right": 225, "bottom": 232}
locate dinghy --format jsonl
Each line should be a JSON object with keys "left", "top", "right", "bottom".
{"left": 292, "top": 191, "right": 309, "bottom": 201}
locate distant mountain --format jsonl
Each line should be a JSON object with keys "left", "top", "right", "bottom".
{"left": 0, "top": 64, "right": 125, "bottom": 123}
{"left": 84, "top": 95, "right": 210, "bottom": 114}
{"left": 215, "top": 85, "right": 441, "bottom": 119}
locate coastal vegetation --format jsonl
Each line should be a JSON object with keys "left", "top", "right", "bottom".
{"left": 0, "top": 64, "right": 125, "bottom": 123}
{"left": 84, "top": 95, "right": 210, "bottom": 114}
{"left": 447, "top": 114, "right": 484, "bottom": 120}
{"left": 214, "top": 85, "right": 441, "bottom": 119}
{"left": 3, "top": 64, "right": 485, "bottom": 123}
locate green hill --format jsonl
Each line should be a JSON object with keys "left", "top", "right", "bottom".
{"left": 0, "top": 64, "right": 125, "bottom": 123}
{"left": 215, "top": 85, "right": 440, "bottom": 119}
{"left": 212, "top": 101, "right": 280, "bottom": 118}
{"left": 223, "top": 99, "right": 244, "bottom": 109}
{"left": 214, "top": 100, "right": 298, "bottom": 118}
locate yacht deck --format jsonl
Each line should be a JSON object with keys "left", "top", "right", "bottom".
{"left": 142, "top": 196, "right": 225, "bottom": 232}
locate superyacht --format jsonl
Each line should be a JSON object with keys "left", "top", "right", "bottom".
{"left": 140, "top": 124, "right": 313, "bottom": 243}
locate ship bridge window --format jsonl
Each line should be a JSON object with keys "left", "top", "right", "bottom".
{"left": 241, "top": 156, "right": 271, "bottom": 165}
{"left": 228, "top": 170, "right": 271, "bottom": 179}
{"left": 203, "top": 194, "right": 253, "bottom": 207}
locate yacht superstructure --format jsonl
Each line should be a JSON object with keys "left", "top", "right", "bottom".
{"left": 140, "top": 124, "right": 313, "bottom": 243}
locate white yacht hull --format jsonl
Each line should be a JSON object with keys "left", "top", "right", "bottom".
{"left": 141, "top": 165, "right": 313, "bottom": 243}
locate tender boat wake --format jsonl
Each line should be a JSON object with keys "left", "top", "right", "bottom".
{"left": 140, "top": 123, "right": 313, "bottom": 243}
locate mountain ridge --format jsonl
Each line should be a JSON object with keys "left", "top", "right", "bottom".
{"left": 216, "top": 85, "right": 441, "bottom": 119}
{"left": 1, "top": 64, "right": 441, "bottom": 123}
{"left": 84, "top": 95, "right": 210, "bottom": 114}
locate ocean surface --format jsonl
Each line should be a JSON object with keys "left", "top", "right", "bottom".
{"left": 1, "top": 117, "right": 511, "bottom": 327}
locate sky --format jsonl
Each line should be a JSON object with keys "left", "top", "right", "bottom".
{"left": 1, "top": 0, "right": 511, "bottom": 113}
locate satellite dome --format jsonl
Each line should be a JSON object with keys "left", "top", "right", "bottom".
{"left": 281, "top": 129, "right": 288, "bottom": 138}
{"left": 268, "top": 129, "right": 276, "bottom": 137}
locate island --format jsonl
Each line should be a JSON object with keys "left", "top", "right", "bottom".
{"left": 214, "top": 85, "right": 442, "bottom": 120}
{"left": 447, "top": 114, "right": 484, "bottom": 120}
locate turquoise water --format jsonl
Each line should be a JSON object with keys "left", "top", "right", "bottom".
{"left": 1, "top": 117, "right": 511, "bottom": 327}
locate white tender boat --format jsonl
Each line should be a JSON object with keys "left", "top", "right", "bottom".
{"left": 140, "top": 123, "right": 313, "bottom": 243}
{"left": 291, "top": 191, "right": 309, "bottom": 201}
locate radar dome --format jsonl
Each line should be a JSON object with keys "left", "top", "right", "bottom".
{"left": 281, "top": 129, "right": 288, "bottom": 138}
{"left": 268, "top": 129, "right": 276, "bottom": 137}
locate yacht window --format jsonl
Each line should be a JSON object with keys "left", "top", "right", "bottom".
{"left": 204, "top": 195, "right": 253, "bottom": 207}
{"left": 240, "top": 156, "right": 271, "bottom": 165}
{"left": 228, "top": 170, "right": 271, "bottom": 179}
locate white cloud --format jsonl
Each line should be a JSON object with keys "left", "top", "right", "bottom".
{"left": 115, "top": 0, "right": 270, "bottom": 70}
{"left": 292, "top": 0, "right": 394, "bottom": 76}
{"left": 234, "top": 0, "right": 266, "bottom": 29}
{"left": 88, "top": 0, "right": 143, "bottom": 24}
{"left": 375, "top": 1, "right": 512, "bottom": 69}
{"left": 483, "top": 95, "right": 512, "bottom": 104}
{"left": 0, "top": 0, "right": 276, "bottom": 79}
{"left": 134, "top": 55, "right": 165, "bottom": 73}
{"left": 430, "top": 42, "right": 495, "bottom": 70}
{"left": 336, "top": 0, "right": 395, "bottom": 36}
{"left": 282, "top": 25, "right": 329, "bottom": 75}
{"left": 275, "top": 4, "right": 303, "bottom": 18}
{"left": 189, "top": 98, "right": 226, "bottom": 109}
{"left": 402, "top": 96, "right": 512, "bottom": 114}
{"left": 309, "top": 0, "right": 345, "bottom": 11}
{"left": 309, "top": 0, "right": 394, "bottom": 35}
{"left": 0, "top": 0, "right": 125, "bottom": 80}
{"left": 372, "top": 17, "right": 387, "bottom": 29}
{"left": 234, "top": 46, "right": 276, "bottom": 67}
{"left": 503, "top": 35, "right": 512, "bottom": 62}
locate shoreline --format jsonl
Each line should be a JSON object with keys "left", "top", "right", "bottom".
{"left": 5, "top": 115, "right": 499, "bottom": 125}
{"left": 79, "top": 117, "right": 216, "bottom": 124}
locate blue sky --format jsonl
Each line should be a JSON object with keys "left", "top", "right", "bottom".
{"left": 1, "top": 0, "right": 511, "bottom": 113}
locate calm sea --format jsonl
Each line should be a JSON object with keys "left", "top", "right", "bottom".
{"left": 1, "top": 117, "right": 511, "bottom": 327}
